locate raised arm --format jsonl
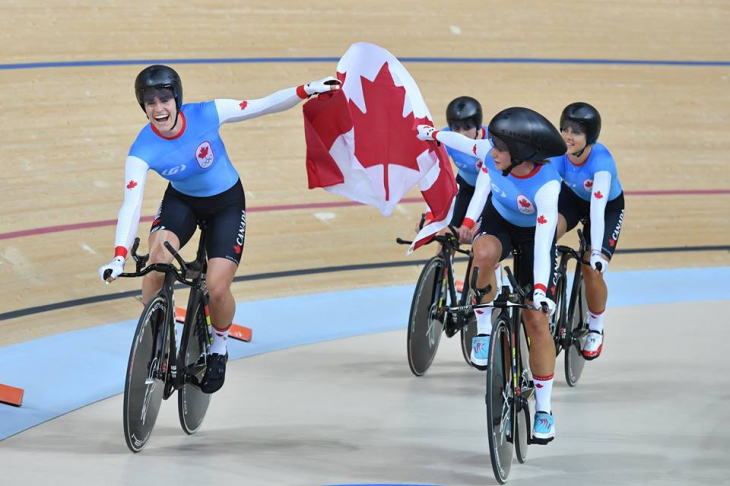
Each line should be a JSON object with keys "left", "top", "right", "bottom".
{"left": 214, "top": 76, "right": 340, "bottom": 124}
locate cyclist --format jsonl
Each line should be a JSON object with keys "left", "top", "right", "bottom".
{"left": 552, "top": 102, "right": 624, "bottom": 360}
{"left": 98, "top": 65, "right": 339, "bottom": 393}
{"left": 417, "top": 107, "right": 567, "bottom": 444}
{"left": 417, "top": 96, "right": 487, "bottom": 232}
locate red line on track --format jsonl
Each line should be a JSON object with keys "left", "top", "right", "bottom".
{"left": 0, "top": 191, "right": 727, "bottom": 241}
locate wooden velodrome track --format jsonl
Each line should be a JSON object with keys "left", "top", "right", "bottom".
{"left": 1, "top": 1, "right": 728, "bottom": 348}
{"left": 1, "top": 2, "right": 730, "bottom": 485}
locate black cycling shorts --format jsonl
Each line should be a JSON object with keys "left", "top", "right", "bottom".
{"left": 151, "top": 179, "right": 247, "bottom": 265}
{"left": 558, "top": 183, "right": 625, "bottom": 259}
{"left": 475, "top": 198, "right": 557, "bottom": 299}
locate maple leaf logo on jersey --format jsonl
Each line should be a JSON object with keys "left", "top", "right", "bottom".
{"left": 609, "top": 239, "right": 616, "bottom": 247}
{"left": 594, "top": 191, "right": 604, "bottom": 199}
{"left": 537, "top": 215, "right": 547, "bottom": 225}
{"left": 233, "top": 244, "right": 242, "bottom": 255}
{"left": 126, "top": 180, "right": 137, "bottom": 190}
{"left": 348, "top": 63, "right": 430, "bottom": 201}
{"left": 239, "top": 100, "right": 248, "bottom": 110}
{"left": 516, "top": 195, "right": 535, "bottom": 214}
{"left": 195, "top": 141, "right": 214, "bottom": 169}
{"left": 583, "top": 179, "right": 594, "bottom": 192}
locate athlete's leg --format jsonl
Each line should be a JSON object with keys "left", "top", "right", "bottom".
{"left": 556, "top": 213, "right": 568, "bottom": 241}
{"left": 206, "top": 257, "right": 238, "bottom": 338}
{"left": 141, "top": 229, "right": 180, "bottom": 305}
{"left": 582, "top": 250, "right": 608, "bottom": 315}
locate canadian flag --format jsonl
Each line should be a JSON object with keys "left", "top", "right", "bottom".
{"left": 303, "top": 42, "right": 456, "bottom": 253}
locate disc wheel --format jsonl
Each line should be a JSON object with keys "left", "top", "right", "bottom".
{"left": 178, "top": 300, "right": 213, "bottom": 434}
{"left": 565, "top": 276, "right": 589, "bottom": 387}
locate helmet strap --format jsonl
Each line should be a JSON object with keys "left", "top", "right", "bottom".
{"left": 501, "top": 158, "right": 521, "bottom": 177}
{"left": 170, "top": 110, "right": 180, "bottom": 130}
{"left": 571, "top": 143, "right": 592, "bottom": 159}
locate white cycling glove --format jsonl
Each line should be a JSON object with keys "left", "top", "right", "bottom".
{"left": 303, "top": 76, "right": 341, "bottom": 96}
{"left": 99, "top": 256, "right": 126, "bottom": 284}
{"left": 533, "top": 289, "right": 556, "bottom": 316}
{"left": 416, "top": 124, "right": 438, "bottom": 141}
{"left": 590, "top": 250, "right": 608, "bottom": 273}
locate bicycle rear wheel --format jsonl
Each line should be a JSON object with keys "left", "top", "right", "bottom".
{"left": 407, "top": 257, "right": 446, "bottom": 376}
{"left": 565, "top": 274, "right": 589, "bottom": 387}
{"left": 123, "top": 295, "right": 170, "bottom": 452}
{"left": 178, "top": 299, "right": 213, "bottom": 435}
{"left": 485, "top": 317, "right": 513, "bottom": 484}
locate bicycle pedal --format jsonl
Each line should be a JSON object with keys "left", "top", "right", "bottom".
{"left": 573, "top": 328, "right": 589, "bottom": 339}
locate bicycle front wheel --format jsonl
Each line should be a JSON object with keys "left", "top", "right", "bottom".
{"left": 407, "top": 257, "right": 446, "bottom": 376}
{"left": 514, "top": 320, "right": 533, "bottom": 464}
{"left": 123, "top": 295, "right": 170, "bottom": 452}
{"left": 565, "top": 274, "right": 589, "bottom": 387}
{"left": 178, "top": 299, "right": 213, "bottom": 435}
{"left": 486, "top": 317, "right": 513, "bottom": 484}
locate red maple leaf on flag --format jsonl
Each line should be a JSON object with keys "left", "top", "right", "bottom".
{"left": 126, "top": 180, "right": 137, "bottom": 190}
{"left": 537, "top": 215, "right": 547, "bottom": 225}
{"left": 233, "top": 244, "right": 242, "bottom": 255}
{"left": 348, "top": 63, "right": 431, "bottom": 201}
{"left": 594, "top": 191, "right": 604, "bottom": 199}
{"left": 239, "top": 100, "right": 248, "bottom": 110}
{"left": 519, "top": 198, "right": 532, "bottom": 208}
{"left": 198, "top": 146, "right": 209, "bottom": 159}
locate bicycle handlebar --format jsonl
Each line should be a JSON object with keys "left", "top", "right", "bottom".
{"left": 396, "top": 224, "right": 471, "bottom": 255}
{"left": 111, "top": 238, "right": 199, "bottom": 287}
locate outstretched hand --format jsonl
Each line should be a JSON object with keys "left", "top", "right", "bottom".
{"left": 304, "top": 76, "right": 341, "bottom": 96}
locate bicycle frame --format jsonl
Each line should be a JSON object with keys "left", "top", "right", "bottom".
{"left": 121, "top": 223, "right": 210, "bottom": 399}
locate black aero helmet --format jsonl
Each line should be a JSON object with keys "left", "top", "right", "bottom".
{"left": 560, "top": 102, "right": 601, "bottom": 145}
{"left": 488, "top": 107, "right": 567, "bottom": 175}
{"left": 446, "top": 96, "right": 483, "bottom": 131}
{"left": 134, "top": 65, "right": 183, "bottom": 113}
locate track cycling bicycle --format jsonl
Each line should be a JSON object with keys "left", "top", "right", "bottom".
{"left": 105, "top": 220, "right": 214, "bottom": 452}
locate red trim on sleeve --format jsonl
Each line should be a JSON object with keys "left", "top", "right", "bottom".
{"left": 114, "top": 246, "right": 128, "bottom": 258}
{"left": 534, "top": 283, "right": 547, "bottom": 293}
{"left": 296, "top": 85, "right": 308, "bottom": 99}
{"left": 462, "top": 218, "right": 475, "bottom": 229}
{"left": 432, "top": 130, "right": 440, "bottom": 140}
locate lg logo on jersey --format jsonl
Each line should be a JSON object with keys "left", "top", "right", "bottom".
{"left": 161, "top": 165, "right": 186, "bottom": 176}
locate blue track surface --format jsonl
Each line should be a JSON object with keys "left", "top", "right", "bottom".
{"left": 1, "top": 266, "right": 729, "bottom": 440}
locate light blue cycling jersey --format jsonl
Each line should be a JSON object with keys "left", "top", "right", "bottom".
{"left": 482, "top": 156, "right": 563, "bottom": 227}
{"left": 550, "top": 142, "right": 623, "bottom": 201}
{"left": 441, "top": 126, "right": 487, "bottom": 187}
{"left": 129, "top": 101, "right": 240, "bottom": 197}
